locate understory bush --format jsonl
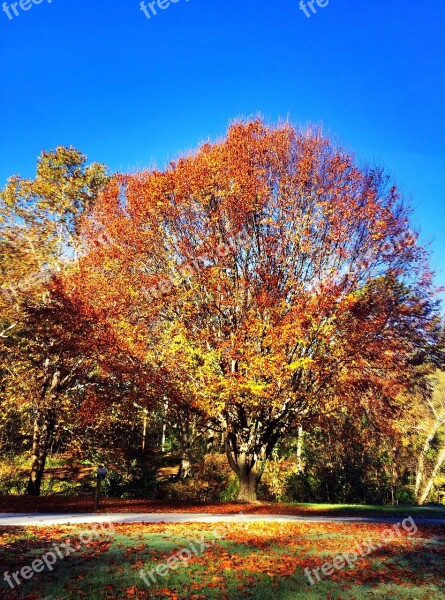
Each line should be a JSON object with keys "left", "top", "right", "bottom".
{"left": 101, "top": 467, "right": 158, "bottom": 498}
{"left": 158, "top": 454, "right": 238, "bottom": 501}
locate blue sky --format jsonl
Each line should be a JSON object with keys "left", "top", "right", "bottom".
{"left": 1, "top": 0, "right": 444, "bottom": 294}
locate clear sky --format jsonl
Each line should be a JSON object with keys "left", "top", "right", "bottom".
{"left": 1, "top": 0, "right": 444, "bottom": 295}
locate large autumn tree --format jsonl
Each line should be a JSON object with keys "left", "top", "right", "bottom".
{"left": 66, "top": 120, "right": 440, "bottom": 501}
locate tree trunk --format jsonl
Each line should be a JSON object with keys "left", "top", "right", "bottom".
{"left": 206, "top": 424, "right": 215, "bottom": 453}
{"left": 223, "top": 401, "right": 286, "bottom": 503}
{"left": 296, "top": 425, "right": 304, "bottom": 473}
{"left": 415, "top": 420, "right": 442, "bottom": 497}
{"left": 238, "top": 462, "right": 258, "bottom": 502}
{"left": 161, "top": 398, "right": 168, "bottom": 452}
{"left": 26, "top": 408, "right": 56, "bottom": 496}
{"left": 127, "top": 413, "right": 137, "bottom": 476}
{"left": 390, "top": 445, "right": 397, "bottom": 506}
{"left": 142, "top": 409, "right": 148, "bottom": 452}
{"left": 225, "top": 443, "right": 261, "bottom": 503}
{"left": 27, "top": 366, "right": 61, "bottom": 497}
{"left": 177, "top": 409, "right": 192, "bottom": 479}
{"left": 418, "top": 447, "right": 445, "bottom": 505}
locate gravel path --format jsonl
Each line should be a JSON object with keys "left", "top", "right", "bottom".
{"left": 1, "top": 512, "right": 445, "bottom": 526}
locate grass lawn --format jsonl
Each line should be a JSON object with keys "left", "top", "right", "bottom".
{"left": 0, "top": 521, "right": 444, "bottom": 599}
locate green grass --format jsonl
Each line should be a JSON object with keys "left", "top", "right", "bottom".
{"left": 286, "top": 502, "right": 445, "bottom": 518}
{"left": 1, "top": 521, "right": 444, "bottom": 599}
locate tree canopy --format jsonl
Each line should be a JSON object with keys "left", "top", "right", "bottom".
{"left": 60, "top": 120, "right": 441, "bottom": 501}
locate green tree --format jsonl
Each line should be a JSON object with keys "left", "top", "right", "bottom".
{"left": 0, "top": 147, "right": 108, "bottom": 495}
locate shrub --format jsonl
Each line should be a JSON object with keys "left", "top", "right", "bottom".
{"left": 158, "top": 454, "right": 238, "bottom": 502}
{"left": 101, "top": 467, "right": 158, "bottom": 498}
{"left": 395, "top": 486, "right": 416, "bottom": 505}
{"left": 259, "top": 459, "right": 300, "bottom": 501}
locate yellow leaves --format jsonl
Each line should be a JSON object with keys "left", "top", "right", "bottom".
{"left": 248, "top": 382, "right": 268, "bottom": 395}
{"left": 287, "top": 357, "right": 314, "bottom": 371}
{"left": 341, "top": 292, "right": 360, "bottom": 308}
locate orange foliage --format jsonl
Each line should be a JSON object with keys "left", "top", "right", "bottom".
{"left": 60, "top": 119, "right": 440, "bottom": 499}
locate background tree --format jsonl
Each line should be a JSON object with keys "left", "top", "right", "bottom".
{"left": 412, "top": 370, "right": 445, "bottom": 503}
{"left": 0, "top": 147, "right": 108, "bottom": 495}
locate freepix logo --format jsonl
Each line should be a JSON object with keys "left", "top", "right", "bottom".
{"left": 299, "top": 0, "right": 330, "bottom": 18}
{"left": 304, "top": 517, "right": 418, "bottom": 586}
{"left": 2, "top": 0, "right": 53, "bottom": 21}
{"left": 139, "top": 0, "right": 189, "bottom": 21}
{"left": 3, "top": 521, "right": 115, "bottom": 590}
